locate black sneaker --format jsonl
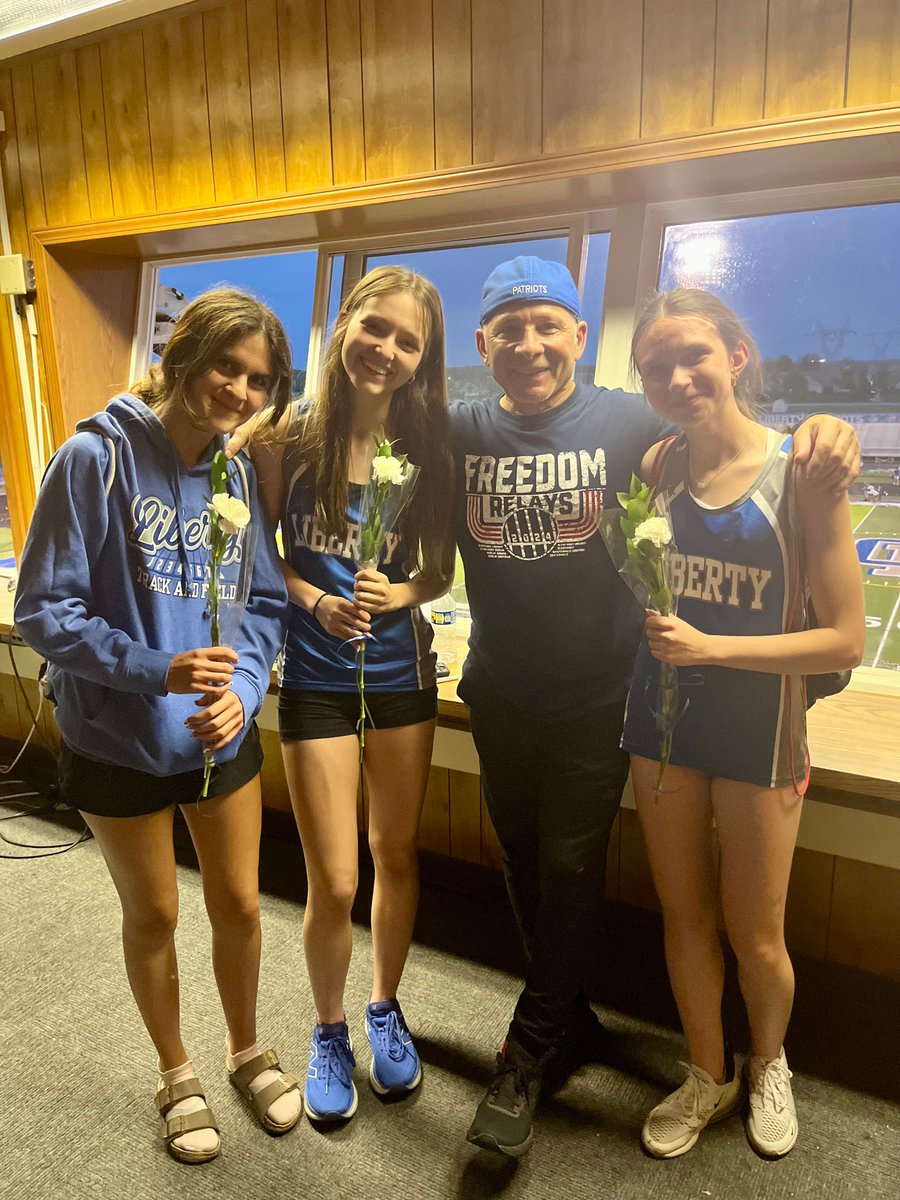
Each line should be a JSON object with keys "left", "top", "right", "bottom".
{"left": 466, "top": 1041, "right": 543, "bottom": 1157}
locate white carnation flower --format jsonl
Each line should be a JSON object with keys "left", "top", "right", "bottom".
{"left": 371, "top": 455, "right": 406, "bottom": 485}
{"left": 634, "top": 516, "right": 672, "bottom": 548}
{"left": 211, "top": 493, "right": 251, "bottom": 535}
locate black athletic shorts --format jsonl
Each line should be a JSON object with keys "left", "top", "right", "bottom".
{"left": 278, "top": 687, "right": 438, "bottom": 742}
{"left": 58, "top": 722, "right": 263, "bottom": 818}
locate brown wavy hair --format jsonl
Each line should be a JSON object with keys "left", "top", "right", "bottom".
{"left": 295, "top": 265, "right": 454, "bottom": 583}
{"left": 131, "top": 287, "right": 293, "bottom": 422}
{"left": 630, "top": 287, "right": 763, "bottom": 418}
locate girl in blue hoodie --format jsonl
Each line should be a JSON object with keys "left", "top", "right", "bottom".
{"left": 15, "top": 289, "right": 302, "bottom": 1163}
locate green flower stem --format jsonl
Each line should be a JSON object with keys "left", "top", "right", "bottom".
{"left": 655, "top": 660, "right": 679, "bottom": 791}
{"left": 355, "top": 640, "right": 372, "bottom": 762}
{"left": 200, "top": 449, "right": 232, "bottom": 799}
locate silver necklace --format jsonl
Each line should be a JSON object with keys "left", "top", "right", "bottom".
{"left": 690, "top": 436, "right": 752, "bottom": 491}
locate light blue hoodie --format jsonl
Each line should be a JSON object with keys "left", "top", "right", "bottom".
{"left": 14, "top": 394, "right": 288, "bottom": 776}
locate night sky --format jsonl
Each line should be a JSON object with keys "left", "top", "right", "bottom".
{"left": 159, "top": 200, "right": 900, "bottom": 370}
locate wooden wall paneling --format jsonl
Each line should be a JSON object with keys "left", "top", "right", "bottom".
{"left": 448, "top": 769, "right": 481, "bottom": 863}
{"left": 471, "top": 0, "right": 542, "bottom": 165}
{"left": 99, "top": 31, "right": 156, "bottom": 217}
{"left": 0, "top": 300, "right": 36, "bottom": 555}
{"left": 617, "top": 807, "right": 660, "bottom": 911}
{"left": 258, "top": 725, "right": 292, "bottom": 813}
{"left": 642, "top": 0, "right": 717, "bottom": 138}
{"left": 542, "top": 0, "right": 642, "bottom": 155}
{"left": 432, "top": 0, "right": 473, "bottom": 170}
{"left": 361, "top": 0, "right": 435, "bottom": 180}
{"left": 784, "top": 847, "right": 834, "bottom": 960}
{"left": 0, "top": 72, "right": 31, "bottom": 253}
{"left": 247, "top": 0, "right": 287, "bottom": 197}
{"left": 9, "top": 65, "right": 47, "bottom": 229}
{"left": 480, "top": 792, "right": 504, "bottom": 870}
{"left": 203, "top": 2, "right": 257, "bottom": 204}
{"left": 278, "top": 0, "right": 333, "bottom": 193}
{"left": 713, "top": 0, "right": 768, "bottom": 127}
{"left": 846, "top": 0, "right": 900, "bottom": 106}
{"left": 42, "top": 246, "right": 141, "bottom": 435}
{"left": 419, "top": 765, "right": 451, "bottom": 855}
{"left": 827, "top": 857, "right": 900, "bottom": 981}
{"left": 765, "top": 0, "right": 851, "bottom": 119}
{"left": 0, "top": 671, "right": 22, "bottom": 742}
{"left": 0, "top": 73, "right": 39, "bottom": 546}
{"left": 75, "top": 45, "right": 114, "bottom": 221}
{"left": 325, "top": 0, "right": 366, "bottom": 186}
{"left": 32, "top": 54, "right": 91, "bottom": 227}
{"left": 32, "top": 52, "right": 92, "bottom": 227}
{"left": 143, "top": 12, "right": 216, "bottom": 212}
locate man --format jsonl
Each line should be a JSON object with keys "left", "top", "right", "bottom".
{"left": 451, "top": 257, "right": 858, "bottom": 1157}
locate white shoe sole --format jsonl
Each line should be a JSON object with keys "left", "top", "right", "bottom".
{"left": 369, "top": 1059, "right": 422, "bottom": 1096}
{"left": 642, "top": 1091, "right": 743, "bottom": 1159}
{"left": 747, "top": 1114, "right": 798, "bottom": 1157}
{"left": 303, "top": 1082, "right": 358, "bottom": 1122}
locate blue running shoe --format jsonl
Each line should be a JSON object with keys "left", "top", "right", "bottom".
{"left": 365, "top": 999, "right": 422, "bottom": 1095}
{"left": 305, "top": 1021, "right": 358, "bottom": 1121}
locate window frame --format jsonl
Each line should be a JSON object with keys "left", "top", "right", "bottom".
{"left": 131, "top": 180, "right": 900, "bottom": 689}
{"left": 636, "top": 177, "right": 900, "bottom": 693}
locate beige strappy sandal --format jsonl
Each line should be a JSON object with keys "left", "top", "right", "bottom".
{"left": 228, "top": 1048, "right": 302, "bottom": 1134}
{"left": 156, "top": 1077, "right": 221, "bottom": 1164}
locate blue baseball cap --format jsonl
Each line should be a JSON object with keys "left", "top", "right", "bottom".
{"left": 479, "top": 256, "right": 582, "bottom": 325}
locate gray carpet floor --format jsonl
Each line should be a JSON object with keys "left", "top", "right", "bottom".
{"left": 1, "top": 806, "right": 897, "bottom": 1200}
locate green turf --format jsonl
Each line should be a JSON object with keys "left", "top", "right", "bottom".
{"left": 853, "top": 504, "right": 900, "bottom": 538}
{"left": 853, "top": 502, "right": 900, "bottom": 669}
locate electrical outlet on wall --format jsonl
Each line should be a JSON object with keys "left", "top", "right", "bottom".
{"left": 0, "top": 254, "right": 36, "bottom": 296}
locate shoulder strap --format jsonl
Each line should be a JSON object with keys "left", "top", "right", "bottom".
{"left": 647, "top": 434, "right": 679, "bottom": 489}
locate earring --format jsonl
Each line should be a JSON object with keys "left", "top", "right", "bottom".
{"left": 731, "top": 369, "right": 738, "bottom": 388}
{"left": 409, "top": 372, "right": 416, "bottom": 384}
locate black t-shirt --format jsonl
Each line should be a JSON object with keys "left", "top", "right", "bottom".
{"left": 450, "top": 383, "right": 669, "bottom": 722}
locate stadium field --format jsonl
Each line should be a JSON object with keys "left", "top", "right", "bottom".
{"left": 851, "top": 503, "right": 900, "bottom": 670}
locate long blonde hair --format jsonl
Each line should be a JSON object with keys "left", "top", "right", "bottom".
{"left": 631, "top": 287, "right": 763, "bottom": 417}
{"left": 299, "top": 266, "right": 454, "bottom": 582}
{"left": 132, "top": 287, "right": 293, "bottom": 422}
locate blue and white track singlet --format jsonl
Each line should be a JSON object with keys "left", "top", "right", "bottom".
{"left": 279, "top": 447, "right": 435, "bottom": 692}
{"left": 621, "top": 430, "right": 809, "bottom": 789}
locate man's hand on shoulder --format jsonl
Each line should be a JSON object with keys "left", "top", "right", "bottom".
{"left": 792, "top": 414, "right": 859, "bottom": 494}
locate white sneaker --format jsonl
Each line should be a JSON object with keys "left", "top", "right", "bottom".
{"left": 747, "top": 1048, "right": 798, "bottom": 1157}
{"left": 642, "top": 1059, "right": 743, "bottom": 1158}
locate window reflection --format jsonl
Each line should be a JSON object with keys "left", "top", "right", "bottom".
{"left": 364, "top": 236, "right": 571, "bottom": 404}
{"left": 660, "top": 205, "right": 900, "bottom": 671}
{"left": 157, "top": 252, "right": 318, "bottom": 398}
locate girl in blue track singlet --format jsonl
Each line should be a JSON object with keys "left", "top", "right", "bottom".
{"left": 623, "top": 290, "right": 864, "bottom": 1162}
{"left": 251, "top": 267, "right": 454, "bottom": 1122}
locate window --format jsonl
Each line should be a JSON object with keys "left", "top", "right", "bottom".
{"left": 363, "top": 235, "right": 570, "bottom": 403}
{"left": 154, "top": 250, "right": 319, "bottom": 396}
{"left": 659, "top": 202, "right": 900, "bottom": 671}
{"left": 577, "top": 231, "right": 611, "bottom": 383}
